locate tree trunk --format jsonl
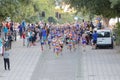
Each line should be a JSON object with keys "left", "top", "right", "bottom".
{"left": 102, "top": 17, "right": 110, "bottom": 27}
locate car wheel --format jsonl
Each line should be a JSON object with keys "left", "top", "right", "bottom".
{"left": 96, "top": 45, "right": 99, "bottom": 49}
{"left": 111, "top": 44, "right": 113, "bottom": 49}
{"left": 110, "top": 43, "right": 114, "bottom": 49}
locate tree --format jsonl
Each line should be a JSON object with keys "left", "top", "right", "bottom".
{"left": 0, "top": 0, "right": 56, "bottom": 22}
{"left": 64, "top": 0, "right": 120, "bottom": 25}
{"left": 0, "top": 0, "right": 75, "bottom": 23}
{"left": 110, "top": 0, "right": 120, "bottom": 23}
{"left": 65, "top": 0, "right": 117, "bottom": 17}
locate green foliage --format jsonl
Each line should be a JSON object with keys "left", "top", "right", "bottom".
{"left": 58, "top": 12, "right": 75, "bottom": 24}
{"left": 113, "top": 23, "right": 120, "bottom": 45}
{"left": 0, "top": 0, "right": 77, "bottom": 23}
{"left": 110, "top": 0, "right": 120, "bottom": 8}
{"left": 64, "top": 0, "right": 120, "bottom": 18}
{"left": 0, "top": 0, "right": 56, "bottom": 23}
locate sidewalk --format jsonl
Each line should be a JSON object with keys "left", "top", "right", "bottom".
{"left": 0, "top": 39, "right": 42, "bottom": 80}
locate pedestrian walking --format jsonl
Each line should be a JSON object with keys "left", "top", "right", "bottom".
{"left": 3, "top": 46, "right": 10, "bottom": 70}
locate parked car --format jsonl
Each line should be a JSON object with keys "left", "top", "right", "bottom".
{"left": 96, "top": 29, "right": 114, "bottom": 49}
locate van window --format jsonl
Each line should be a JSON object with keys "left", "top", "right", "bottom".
{"left": 97, "top": 31, "right": 110, "bottom": 37}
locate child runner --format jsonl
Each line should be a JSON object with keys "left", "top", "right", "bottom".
{"left": 40, "top": 37, "right": 44, "bottom": 51}
{"left": 55, "top": 39, "right": 61, "bottom": 57}
{"left": 81, "top": 32, "right": 87, "bottom": 52}
{"left": 26, "top": 29, "right": 31, "bottom": 47}
{"left": 42, "top": 27, "right": 47, "bottom": 44}
{"left": 22, "top": 31, "right": 26, "bottom": 46}
{"left": 47, "top": 34, "right": 52, "bottom": 49}
{"left": 72, "top": 34, "right": 77, "bottom": 51}
{"left": 68, "top": 38, "right": 73, "bottom": 51}
{"left": 59, "top": 37, "right": 64, "bottom": 55}
{"left": 52, "top": 37, "right": 57, "bottom": 53}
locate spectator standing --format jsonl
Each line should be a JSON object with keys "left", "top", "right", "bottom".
{"left": 6, "top": 22, "right": 10, "bottom": 29}
{"left": 21, "top": 20, "right": 26, "bottom": 31}
{"left": 18, "top": 24, "right": 23, "bottom": 38}
{"left": 92, "top": 30, "right": 98, "bottom": 49}
{"left": 0, "top": 35, "right": 3, "bottom": 54}
{"left": 8, "top": 33, "right": 12, "bottom": 49}
{"left": 10, "top": 21, "right": 14, "bottom": 33}
{"left": 3, "top": 26, "right": 8, "bottom": 40}
{"left": 90, "top": 22, "right": 94, "bottom": 31}
{"left": 98, "top": 22, "right": 102, "bottom": 29}
{"left": 3, "top": 46, "right": 10, "bottom": 70}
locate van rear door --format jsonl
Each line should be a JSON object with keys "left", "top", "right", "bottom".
{"left": 97, "top": 31, "right": 111, "bottom": 45}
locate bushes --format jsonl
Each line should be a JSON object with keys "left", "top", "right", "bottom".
{"left": 113, "top": 23, "right": 120, "bottom": 45}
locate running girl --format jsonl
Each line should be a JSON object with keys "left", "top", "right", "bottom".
{"left": 52, "top": 37, "right": 57, "bottom": 53}
{"left": 40, "top": 38, "right": 44, "bottom": 51}
{"left": 22, "top": 31, "right": 26, "bottom": 46}
{"left": 68, "top": 38, "right": 73, "bottom": 51}
{"left": 81, "top": 32, "right": 87, "bottom": 52}
{"left": 47, "top": 34, "right": 52, "bottom": 49}
{"left": 55, "top": 39, "right": 61, "bottom": 57}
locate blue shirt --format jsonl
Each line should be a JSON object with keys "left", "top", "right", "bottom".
{"left": 18, "top": 25, "right": 22, "bottom": 32}
{"left": 3, "top": 27, "right": 8, "bottom": 33}
{"left": 92, "top": 33, "right": 97, "bottom": 40}
{"left": 42, "top": 29, "right": 47, "bottom": 37}
{"left": 0, "top": 38, "right": 3, "bottom": 47}
{"left": 22, "top": 21, "right": 26, "bottom": 28}
{"left": 98, "top": 22, "right": 101, "bottom": 28}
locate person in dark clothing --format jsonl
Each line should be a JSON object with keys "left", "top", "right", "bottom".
{"left": 13, "top": 30, "right": 17, "bottom": 41}
{"left": 8, "top": 33, "right": 12, "bottom": 49}
{"left": 85, "top": 34, "right": 90, "bottom": 45}
{"left": 98, "top": 22, "right": 102, "bottom": 29}
{"left": 46, "top": 28, "right": 50, "bottom": 37}
{"left": 39, "top": 30, "right": 42, "bottom": 40}
{"left": 90, "top": 22, "right": 94, "bottom": 30}
{"left": 33, "top": 28, "right": 37, "bottom": 41}
{"left": 18, "top": 24, "right": 23, "bottom": 38}
{"left": 89, "top": 31, "right": 93, "bottom": 45}
{"left": 92, "top": 30, "right": 98, "bottom": 49}
{"left": 10, "top": 22, "right": 14, "bottom": 33}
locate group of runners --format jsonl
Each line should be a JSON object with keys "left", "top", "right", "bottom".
{"left": 19, "top": 21, "right": 97, "bottom": 57}
{"left": 39, "top": 25, "right": 80, "bottom": 57}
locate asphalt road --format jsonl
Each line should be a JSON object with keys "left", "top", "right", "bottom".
{"left": 0, "top": 39, "right": 120, "bottom": 80}
{"left": 30, "top": 45, "right": 81, "bottom": 80}
{"left": 31, "top": 45, "right": 120, "bottom": 80}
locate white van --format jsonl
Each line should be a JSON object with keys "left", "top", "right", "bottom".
{"left": 96, "top": 29, "right": 114, "bottom": 49}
